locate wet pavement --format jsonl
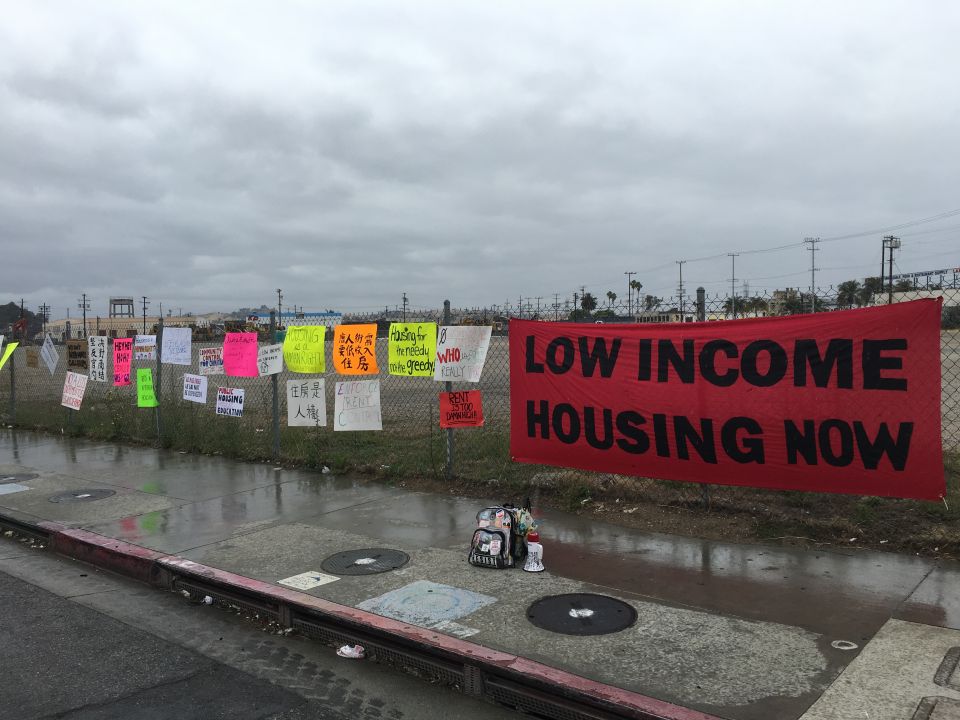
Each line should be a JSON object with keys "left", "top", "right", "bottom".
{"left": 2, "top": 429, "right": 959, "bottom": 720}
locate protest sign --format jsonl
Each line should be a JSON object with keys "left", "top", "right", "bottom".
{"left": 223, "top": 332, "right": 259, "bottom": 377}
{"left": 61, "top": 371, "right": 88, "bottom": 411}
{"left": 388, "top": 323, "right": 436, "bottom": 377}
{"left": 198, "top": 347, "right": 223, "bottom": 375}
{"left": 183, "top": 373, "right": 207, "bottom": 404}
{"left": 334, "top": 380, "right": 382, "bottom": 431}
{"left": 25, "top": 347, "right": 38, "bottom": 368}
{"left": 113, "top": 338, "right": 132, "bottom": 386}
{"left": 215, "top": 387, "right": 245, "bottom": 417}
{"left": 283, "top": 326, "right": 326, "bottom": 373}
{"left": 161, "top": 327, "right": 192, "bottom": 365}
{"left": 40, "top": 334, "right": 59, "bottom": 374}
{"left": 134, "top": 335, "right": 157, "bottom": 360}
{"left": 333, "top": 324, "right": 378, "bottom": 375}
{"left": 510, "top": 300, "right": 945, "bottom": 501}
{"left": 434, "top": 326, "right": 492, "bottom": 382}
{"left": 439, "top": 390, "right": 484, "bottom": 428}
{"left": 287, "top": 379, "right": 326, "bottom": 426}
{"left": 88, "top": 336, "right": 108, "bottom": 381}
{"left": 66, "top": 339, "right": 88, "bottom": 370}
{"left": 258, "top": 343, "right": 283, "bottom": 376}
{"left": 1, "top": 342, "right": 19, "bottom": 371}
{"left": 136, "top": 368, "right": 158, "bottom": 407}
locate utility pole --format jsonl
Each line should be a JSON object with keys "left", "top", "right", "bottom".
{"left": 77, "top": 293, "right": 90, "bottom": 338}
{"left": 883, "top": 235, "right": 901, "bottom": 305}
{"left": 624, "top": 271, "right": 636, "bottom": 317}
{"left": 38, "top": 303, "right": 50, "bottom": 335}
{"left": 141, "top": 297, "right": 150, "bottom": 334}
{"left": 535, "top": 296, "right": 542, "bottom": 318}
{"left": 276, "top": 289, "right": 283, "bottom": 329}
{"left": 728, "top": 254, "right": 739, "bottom": 319}
{"left": 553, "top": 293, "right": 560, "bottom": 321}
{"left": 402, "top": 292, "right": 408, "bottom": 321}
{"left": 676, "top": 261, "right": 686, "bottom": 316}
{"left": 518, "top": 296, "right": 523, "bottom": 319}
{"left": 804, "top": 237, "right": 820, "bottom": 313}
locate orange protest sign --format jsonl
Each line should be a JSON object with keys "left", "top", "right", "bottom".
{"left": 333, "top": 324, "right": 378, "bottom": 375}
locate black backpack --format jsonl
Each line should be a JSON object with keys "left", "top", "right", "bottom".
{"left": 468, "top": 500, "right": 531, "bottom": 569}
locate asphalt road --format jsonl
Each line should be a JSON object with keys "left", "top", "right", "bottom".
{"left": 0, "top": 539, "right": 517, "bottom": 720}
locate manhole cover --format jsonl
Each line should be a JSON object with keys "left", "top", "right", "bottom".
{"left": 48, "top": 489, "right": 116, "bottom": 503}
{"left": 2, "top": 473, "right": 38, "bottom": 483}
{"left": 321, "top": 548, "right": 410, "bottom": 575}
{"left": 526, "top": 593, "right": 637, "bottom": 636}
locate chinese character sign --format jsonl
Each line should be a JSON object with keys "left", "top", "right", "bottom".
{"left": 40, "top": 333, "right": 59, "bottom": 375}
{"left": 88, "top": 336, "right": 108, "bottom": 382}
{"left": 134, "top": 335, "right": 157, "bottom": 360}
{"left": 223, "top": 332, "right": 259, "bottom": 377}
{"left": 258, "top": 344, "right": 283, "bottom": 376}
{"left": 215, "top": 387, "right": 245, "bottom": 417}
{"left": 334, "top": 380, "right": 382, "bottom": 431}
{"left": 113, "top": 338, "right": 133, "bottom": 386}
{"left": 136, "top": 368, "right": 159, "bottom": 408}
{"left": 183, "top": 373, "right": 208, "bottom": 404}
{"left": 333, "top": 324, "right": 378, "bottom": 375}
{"left": 283, "top": 326, "right": 326, "bottom": 373}
{"left": 61, "top": 372, "right": 88, "bottom": 411}
{"left": 161, "top": 327, "right": 192, "bottom": 365}
{"left": 66, "top": 339, "right": 88, "bottom": 370}
{"left": 388, "top": 323, "right": 436, "bottom": 377}
{"left": 199, "top": 347, "right": 223, "bottom": 375}
{"left": 287, "top": 379, "right": 327, "bottom": 426}
{"left": 434, "top": 326, "right": 492, "bottom": 382}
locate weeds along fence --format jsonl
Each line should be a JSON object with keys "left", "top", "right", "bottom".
{"left": 2, "top": 287, "right": 959, "bottom": 556}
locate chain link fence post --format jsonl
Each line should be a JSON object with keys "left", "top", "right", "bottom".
{"left": 443, "top": 299, "right": 454, "bottom": 480}
{"left": 8, "top": 344, "right": 15, "bottom": 423}
{"left": 695, "top": 287, "right": 712, "bottom": 508}
{"left": 155, "top": 318, "right": 164, "bottom": 444}
{"left": 270, "top": 310, "right": 280, "bottom": 459}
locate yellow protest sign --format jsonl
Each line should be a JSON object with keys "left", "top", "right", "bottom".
{"left": 333, "top": 324, "right": 378, "bottom": 375}
{"left": 0, "top": 342, "right": 18, "bottom": 371}
{"left": 388, "top": 323, "right": 437, "bottom": 377}
{"left": 282, "top": 326, "right": 326, "bottom": 373}
{"left": 136, "top": 368, "right": 159, "bottom": 408}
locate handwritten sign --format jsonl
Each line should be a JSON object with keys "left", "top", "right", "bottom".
{"left": 258, "top": 343, "right": 283, "bottom": 376}
{"left": 215, "top": 387, "right": 245, "bottom": 417}
{"left": 1, "top": 342, "right": 19, "bottom": 371}
{"left": 183, "top": 373, "right": 208, "bottom": 404}
{"left": 287, "top": 379, "right": 326, "bottom": 426}
{"left": 333, "top": 324, "right": 378, "bottom": 375}
{"left": 25, "top": 347, "right": 38, "bottom": 368}
{"left": 434, "top": 326, "right": 491, "bottom": 382}
{"left": 113, "top": 338, "right": 133, "bottom": 386}
{"left": 88, "top": 336, "right": 108, "bottom": 381}
{"left": 136, "top": 368, "right": 158, "bottom": 407}
{"left": 388, "top": 323, "right": 436, "bottom": 377}
{"left": 283, "top": 326, "right": 326, "bottom": 373}
{"left": 66, "top": 339, "right": 88, "bottom": 370}
{"left": 61, "top": 371, "right": 88, "bottom": 410}
{"left": 161, "top": 327, "right": 192, "bottom": 365}
{"left": 223, "top": 332, "right": 259, "bottom": 377}
{"left": 40, "top": 334, "right": 59, "bottom": 374}
{"left": 134, "top": 335, "right": 157, "bottom": 360}
{"left": 334, "top": 380, "right": 382, "bottom": 431}
{"left": 439, "top": 390, "right": 484, "bottom": 428}
{"left": 199, "top": 347, "right": 223, "bottom": 375}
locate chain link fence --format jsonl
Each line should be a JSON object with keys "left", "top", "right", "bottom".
{"left": 2, "top": 287, "right": 958, "bottom": 555}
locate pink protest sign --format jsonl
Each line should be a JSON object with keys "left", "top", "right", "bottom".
{"left": 113, "top": 338, "right": 133, "bottom": 386}
{"left": 222, "top": 332, "right": 259, "bottom": 377}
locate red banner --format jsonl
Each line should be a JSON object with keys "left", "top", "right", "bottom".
{"left": 440, "top": 390, "right": 484, "bottom": 428}
{"left": 510, "top": 300, "right": 944, "bottom": 500}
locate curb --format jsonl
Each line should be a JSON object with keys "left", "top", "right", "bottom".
{"left": 2, "top": 513, "right": 720, "bottom": 720}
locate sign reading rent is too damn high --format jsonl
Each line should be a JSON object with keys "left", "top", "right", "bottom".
{"left": 510, "top": 300, "right": 944, "bottom": 501}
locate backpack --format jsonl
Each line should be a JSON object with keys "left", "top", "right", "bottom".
{"left": 468, "top": 500, "right": 532, "bottom": 569}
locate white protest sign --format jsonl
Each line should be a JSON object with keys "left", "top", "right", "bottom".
{"left": 286, "top": 379, "right": 326, "bottom": 427}
{"left": 61, "top": 371, "right": 88, "bottom": 410}
{"left": 182, "top": 373, "right": 208, "bottom": 404}
{"left": 433, "top": 326, "right": 492, "bottom": 383}
{"left": 87, "top": 336, "right": 108, "bottom": 382}
{"left": 0, "top": 335, "right": 4, "bottom": 349}
{"left": 215, "top": 387, "right": 245, "bottom": 417}
{"left": 334, "top": 380, "right": 382, "bottom": 431}
{"left": 198, "top": 346, "right": 223, "bottom": 375}
{"left": 40, "top": 334, "right": 59, "bottom": 374}
{"left": 258, "top": 343, "right": 283, "bottom": 376}
{"left": 134, "top": 335, "right": 157, "bottom": 360}
{"left": 161, "top": 327, "right": 192, "bottom": 365}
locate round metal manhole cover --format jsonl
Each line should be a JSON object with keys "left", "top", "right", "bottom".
{"left": 321, "top": 548, "right": 410, "bottom": 576}
{"left": 48, "top": 489, "right": 116, "bottom": 503}
{"left": 526, "top": 593, "right": 637, "bottom": 636}
{"left": 2, "top": 473, "right": 38, "bottom": 483}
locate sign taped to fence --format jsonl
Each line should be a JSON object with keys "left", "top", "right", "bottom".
{"left": 388, "top": 323, "right": 436, "bottom": 377}
{"left": 161, "top": 327, "right": 192, "bottom": 365}
{"left": 40, "top": 334, "right": 59, "bottom": 375}
{"left": 61, "top": 371, "right": 88, "bottom": 410}
{"left": 287, "top": 379, "right": 326, "bottom": 426}
{"left": 136, "top": 368, "right": 158, "bottom": 408}
{"left": 258, "top": 343, "right": 283, "bottom": 376}
{"left": 510, "top": 300, "right": 945, "bottom": 501}
{"left": 113, "top": 338, "right": 133, "bottom": 386}
{"left": 440, "top": 390, "right": 484, "bottom": 428}
{"left": 1, "top": 342, "right": 19, "bottom": 371}
{"left": 199, "top": 347, "right": 223, "bottom": 375}
{"left": 223, "top": 332, "right": 259, "bottom": 377}
{"left": 333, "top": 324, "right": 378, "bottom": 375}
{"left": 26, "top": 347, "right": 38, "bottom": 368}
{"left": 66, "top": 339, "right": 88, "bottom": 370}
{"left": 334, "top": 380, "right": 382, "bottom": 431}
{"left": 434, "top": 326, "right": 492, "bottom": 382}
{"left": 283, "top": 326, "right": 325, "bottom": 373}
{"left": 88, "top": 336, "right": 107, "bottom": 381}
{"left": 216, "top": 387, "right": 245, "bottom": 417}
{"left": 134, "top": 335, "right": 156, "bottom": 360}
{"left": 183, "top": 373, "right": 207, "bottom": 404}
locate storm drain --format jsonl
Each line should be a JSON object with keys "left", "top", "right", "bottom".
{"left": 2, "top": 473, "right": 38, "bottom": 483}
{"left": 526, "top": 593, "right": 637, "bottom": 636}
{"left": 321, "top": 548, "right": 409, "bottom": 576}
{"left": 48, "top": 489, "right": 116, "bottom": 503}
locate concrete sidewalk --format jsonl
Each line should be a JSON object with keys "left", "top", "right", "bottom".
{"left": 2, "top": 429, "right": 958, "bottom": 720}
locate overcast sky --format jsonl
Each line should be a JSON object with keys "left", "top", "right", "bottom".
{"left": 2, "top": 1, "right": 958, "bottom": 319}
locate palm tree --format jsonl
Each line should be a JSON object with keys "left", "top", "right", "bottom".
{"left": 580, "top": 292, "right": 598, "bottom": 313}
{"left": 606, "top": 291, "right": 617, "bottom": 308}
{"left": 858, "top": 277, "right": 883, "bottom": 306}
{"left": 836, "top": 280, "right": 861, "bottom": 309}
